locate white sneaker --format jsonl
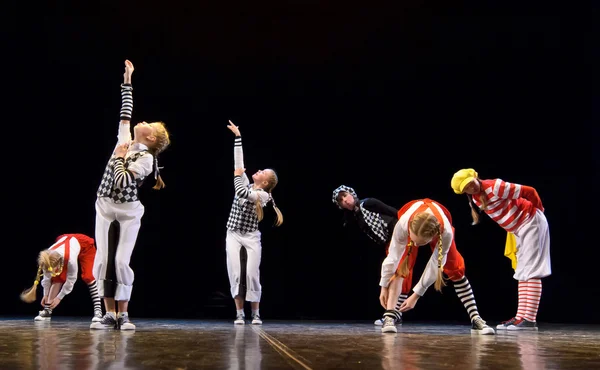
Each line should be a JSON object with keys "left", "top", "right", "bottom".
{"left": 374, "top": 318, "right": 384, "bottom": 326}
{"left": 251, "top": 314, "right": 263, "bottom": 325}
{"left": 90, "top": 313, "right": 117, "bottom": 330}
{"left": 34, "top": 309, "right": 52, "bottom": 321}
{"left": 92, "top": 310, "right": 103, "bottom": 323}
{"left": 234, "top": 314, "right": 245, "bottom": 325}
{"left": 117, "top": 315, "right": 136, "bottom": 331}
{"left": 471, "top": 317, "right": 496, "bottom": 335}
{"left": 381, "top": 316, "right": 397, "bottom": 333}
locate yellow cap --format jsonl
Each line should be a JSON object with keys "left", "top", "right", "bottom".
{"left": 451, "top": 168, "right": 478, "bottom": 194}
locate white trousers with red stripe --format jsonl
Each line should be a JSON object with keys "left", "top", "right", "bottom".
{"left": 93, "top": 197, "right": 145, "bottom": 301}
{"left": 513, "top": 209, "right": 551, "bottom": 281}
{"left": 226, "top": 230, "right": 262, "bottom": 302}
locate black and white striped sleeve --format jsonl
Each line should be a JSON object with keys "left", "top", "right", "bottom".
{"left": 120, "top": 83, "right": 133, "bottom": 121}
{"left": 113, "top": 157, "right": 136, "bottom": 188}
{"left": 234, "top": 175, "right": 250, "bottom": 199}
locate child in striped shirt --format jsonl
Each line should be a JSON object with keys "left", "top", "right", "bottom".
{"left": 451, "top": 168, "right": 551, "bottom": 330}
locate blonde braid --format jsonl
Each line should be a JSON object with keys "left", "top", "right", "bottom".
{"left": 398, "top": 241, "right": 414, "bottom": 278}
{"left": 433, "top": 225, "right": 447, "bottom": 292}
{"left": 20, "top": 266, "right": 43, "bottom": 303}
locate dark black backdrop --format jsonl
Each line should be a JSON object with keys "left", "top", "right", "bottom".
{"left": 4, "top": 2, "right": 594, "bottom": 324}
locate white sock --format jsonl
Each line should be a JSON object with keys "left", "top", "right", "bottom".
{"left": 236, "top": 309, "right": 244, "bottom": 317}
{"left": 252, "top": 309, "right": 260, "bottom": 317}
{"left": 119, "top": 312, "right": 128, "bottom": 318}
{"left": 107, "top": 311, "right": 117, "bottom": 318}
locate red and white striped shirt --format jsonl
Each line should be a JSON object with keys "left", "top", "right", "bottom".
{"left": 473, "top": 179, "right": 538, "bottom": 232}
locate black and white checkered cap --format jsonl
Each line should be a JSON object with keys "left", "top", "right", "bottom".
{"left": 332, "top": 185, "right": 358, "bottom": 209}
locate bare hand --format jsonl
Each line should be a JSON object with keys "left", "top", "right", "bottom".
{"left": 114, "top": 142, "right": 129, "bottom": 158}
{"left": 48, "top": 297, "right": 61, "bottom": 310}
{"left": 379, "top": 286, "right": 389, "bottom": 309}
{"left": 124, "top": 59, "right": 134, "bottom": 83}
{"left": 234, "top": 168, "right": 246, "bottom": 176}
{"left": 227, "top": 120, "right": 241, "bottom": 137}
{"left": 41, "top": 296, "right": 48, "bottom": 308}
{"left": 399, "top": 293, "right": 420, "bottom": 312}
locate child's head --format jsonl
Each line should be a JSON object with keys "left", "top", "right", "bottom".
{"left": 398, "top": 211, "right": 447, "bottom": 292}
{"left": 20, "top": 250, "right": 63, "bottom": 303}
{"left": 252, "top": 169, "right": 278, "bottom": 192}
{"left": 253, "top": 169, "right": 283, "bottom": 227}
{"left": 133, "top": 121, "right": 171, "bottom": 190}
{"left": 451, "top": 168, "right": 485, "bottom": 224}
{"left": 408, "top": 212, "right": 439, "bottom": 246}
{"left": 332, "top": 185, "right": 358, "bottom": 211}
{"left": 134, "top": 121, "right": 171, "bottom": 156}
{"left": 451, "top": 168, "right": 479, "bottom": 195}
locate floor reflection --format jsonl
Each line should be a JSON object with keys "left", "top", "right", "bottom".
{"left": 0, "top": 318, "right": 599, "bottom": 370}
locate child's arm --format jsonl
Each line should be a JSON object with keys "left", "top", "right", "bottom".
{"left": 228, "top": 121, "right": 250, "bottom": 186}
{"left": 362, "top": 198, "right": 398, "bottom": 219}
{"left": 412, "top": 227, "right": 452, "bottom": 297}
{"left": 379, "top": 222, "right": 408, "bottom": 288}
{"left": 56, "top": 243, "right": 81, "bottom": 300}
{"left": 233, "top": 171, "right": 270, "bottom": 204}
{"left": 40, "top": 271, "right": 51, "bottom": 301}
{"left": 520, "top": 185, "right": 544, "bottom": 212}
{"left": 115, "top": 60, "right": 135, "bottom": 151}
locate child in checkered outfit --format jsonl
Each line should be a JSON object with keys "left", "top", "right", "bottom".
{"left": 92, "top": 60, "right": 171, "bottom": 330}
{"left": 225, "top": 120, "right": 283, "bottom": 325}
{"left": 332, "top": 185, "right": 411, "bottom": 326}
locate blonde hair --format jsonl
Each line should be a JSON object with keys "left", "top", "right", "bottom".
{"left": 398, "top": 212, "right": 447, "bottom": 292}
{"left": 148, "top": 121, "right": 171, "bottom": 190}
{"left": 20, "top": 250, "right": 63, "bottom": 303}
{"left": 254, "top": 169, "right": 283, "bottom": 227}
{"left": 467, "top": 178, "right": 487, "bottom": 225}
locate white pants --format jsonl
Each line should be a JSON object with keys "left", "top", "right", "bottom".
{"left": 226, "top": 230, "right": 262, "bottom": 302}
{"left": 513, "top": 209, "right": 551, "bottom": 281}
{"left": 93, "top": 197, "right": 145, "bottom": 301}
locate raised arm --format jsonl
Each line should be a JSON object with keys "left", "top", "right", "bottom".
{"left": 116, "top": 60, "right": 135, "bottom": 147}
{"left": 228, "top": 120, "right": 250, "bottom": 186}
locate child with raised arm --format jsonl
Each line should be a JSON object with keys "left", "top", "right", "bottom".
{"left": 331, "top": 185, "right": 413, "bottom": 327}
{"left": 379, "top": 198, "right": 494, "bottom": 335}
{"left": 92, "top": 60, "right": 171, "bottom": 330}
{"left": 451, "top": 168, "right": 551, "bottom": 330}
{"left": 225, "top": 120, "right": 283, "bottom": 325}
{"left": 20, "top": 234, "right": 102, "bottom": 322}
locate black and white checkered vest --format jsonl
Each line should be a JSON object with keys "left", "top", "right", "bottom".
{"left": 96, "top": 151, "right": 148, "bottom": 203}
{"left": 359, "top": 203, "right": 390, "bottom": 245}
{"left": 226, "top": 184, "right": 266, "bottom": 233}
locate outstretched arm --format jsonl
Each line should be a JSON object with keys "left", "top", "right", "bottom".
{"left": 116, "top": 60, "right": 135, "bottom": 147}
{"left": 228, "top": 121, "right": 250, "bottom": 186}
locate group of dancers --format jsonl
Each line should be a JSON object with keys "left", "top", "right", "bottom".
{"left": 20, "top": 60, "right": 551, "bottom": 334}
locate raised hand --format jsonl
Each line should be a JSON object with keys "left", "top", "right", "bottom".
{"left": 124, "top": 59, "right": 134, "bottom": 84}
{"left": 227, "top": 120, "right": 241, "bottom": 137}
{"left": 234, "top": 168, "right": 246, "bottom": 176}
{"left": 114, "top": 142, "right": 129, "bottom": 158}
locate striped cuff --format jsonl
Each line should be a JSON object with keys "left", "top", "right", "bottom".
{"left": 120, "top": 84, "right": 133, "bottom": 121}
